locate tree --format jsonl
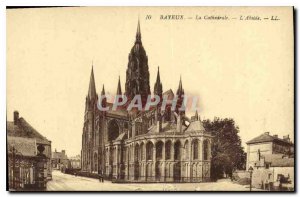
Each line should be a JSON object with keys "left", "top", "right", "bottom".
{"left": 203, "top": 117, "right": 246, "bottom": 181}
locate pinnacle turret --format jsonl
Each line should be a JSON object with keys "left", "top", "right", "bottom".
{"left": 88, "top": 66, "right": 97, "bottom": 100}
{"left": 154, "top": 66, "right": 163, "bottom": 96}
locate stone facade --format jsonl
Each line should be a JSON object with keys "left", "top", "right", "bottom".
{"left": 81, "top": 21, "right": 212, "bottom": 182}
{"left": 246, "top": 132, "right": 294, "bottom": 170}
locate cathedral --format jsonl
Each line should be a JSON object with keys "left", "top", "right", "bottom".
{"left": 81, "top": 20, "right": 212, "bottom": 182}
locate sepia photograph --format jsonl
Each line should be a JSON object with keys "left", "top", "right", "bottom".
{"left": 6, "top": 6, "right": 294, "bottom": 192}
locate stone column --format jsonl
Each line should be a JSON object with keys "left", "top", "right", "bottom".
{"left": 152, "top": 142, "right": 156, "bottom": 181}
{"left": 162, "top": 140, "right": 166, "bottom": 181}
{"left": 189, "top": 140, "right": 193, "bottom": 182}
{"left": 199, "top": 139, "right": 203, "bottom": 182}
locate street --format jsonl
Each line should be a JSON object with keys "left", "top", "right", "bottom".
{"left": 47, "top": 170, "right": 260, "bottom": 191}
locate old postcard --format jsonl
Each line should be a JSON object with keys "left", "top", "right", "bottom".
{"left": 6, "top": 7, "right": 294, "bottom": 191}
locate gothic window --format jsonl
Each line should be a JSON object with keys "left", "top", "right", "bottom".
{"left": 93, "top": 153, "right": 98, "bottom": 172}
{"left": 124, "top": 122, "right": 128, "bottom": 129}
{"left": 156, "top": 141, "right": 163, "bottom": 160}
{"left": 174, "top": 141, "right": 181, "bottom": 160}
{"left": 193, "top": 140, "right": 199, "bottom": 160}
{"left": 140, "top": 142, "right": 144, "bottom": 160}
{"left": 146, "top": 141, "right": 154, "bottom": 161}
{"left": 184, "top": 140, "right": 189, "bottom": 160}
{"left": 122, "top": 147, "right": 127, "bottom": 162}
{"left": 135, "top": 144, "right": 139, "bottom": 162}
{"left": 165, "top": 141, "right": 172, "bottom": 160}
{"left": 108, "top": 120, "right": 119, "bottom": 142}
{"left": 203, "top": 140, "right": 209, "bottom": 160}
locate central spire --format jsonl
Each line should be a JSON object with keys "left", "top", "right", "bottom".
{"left": 125, "top": 20, "right": 151, "bottom": 107}
{"left": 136, "top": 18, "right": 141, "bottom": 43}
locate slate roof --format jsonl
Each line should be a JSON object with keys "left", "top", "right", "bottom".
{"left": 52, "top": 151, "right": 68, "bottom": 160}
{"left": 106, "top": 103, "right": 128, "bottom": 117}
{"left": 185, "top": 120, "right": 205, "bottom": 133}
{"left": 7, "top": 118, "right": 51, "bottom": 145}
{"left": 147, "top": 122, "right": 188, "bottom": 134}
{"left": 7, "top": 136, "right": 37, "bottom": 157}
{"left": 246, "top": 132, "right": 293, "bottom": 145}
{"left": 263, "top": 154, "right": 294, "bottom": 167}
{"left": 115, "top": 132, "right": 127, "bottom": 141}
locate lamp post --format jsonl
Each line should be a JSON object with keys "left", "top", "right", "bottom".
{"left": 248, "top": 166, "right": 254, "bottom": 191}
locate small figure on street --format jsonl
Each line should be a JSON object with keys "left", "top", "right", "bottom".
{"left": 99, "top": 174, "right": 104, "bottom": 182}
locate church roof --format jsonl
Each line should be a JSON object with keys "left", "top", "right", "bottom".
{"left": 106, "top": 103, "right": 128, "bottom": 117}
{"left": 147, "top": 122, "right": 187, "bottom": 134}
{"left": 163, "top": 89, "right": 174, "bottom": 99}
{"left": 115, "top": 132, "right": 127, "bottom": 141}
{"left": 7, "top": 118, "right": 51, "bottom": 145}
{"left": 246, "top": 132, "right": 293, "bottom": 145}
{"left": 185, "top": 120, "right": 205, "bottom": 133}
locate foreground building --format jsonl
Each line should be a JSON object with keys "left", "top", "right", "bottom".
{"left": 7, "top": 111, "right": 52, "bottom": 190}
{"left": 246, "top": 132, "right": 294, "bottom": 190}
{"left": 81, "top": 21, "right": 212, "bottom": 182}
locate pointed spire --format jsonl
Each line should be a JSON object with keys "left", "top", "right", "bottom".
{"left": 101, "top": 84, "right": 107, "bottom": 108}
{"left": 195, "top": 110, "right": 199, "bottom": 121}
{"left": 176, "top": 75, "right": 184, "bottom": 95}
{"left": 136, "top": 18, "right": 141, "bottom": 42}
{"left": 156, "top": 66, "right": 161, "bottom": 83}
{"left": 88, "top": 66, "right": 97, "bottom": 100}
{"left": 117, "top": 76, "right": 122, "bottom": 95}
{"left": 154, "top": 66, "right": 163, "bottom": 96}
{"left": 101, "top": 84, "right": 105, "bottom": 95}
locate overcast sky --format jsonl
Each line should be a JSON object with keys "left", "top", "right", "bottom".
{"left": 7, "top": 7, "right": 293, "bottom": 157}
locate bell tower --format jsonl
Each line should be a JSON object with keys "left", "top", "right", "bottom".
{"left": 125, "top": 20, "right": 151, "bottom": 106}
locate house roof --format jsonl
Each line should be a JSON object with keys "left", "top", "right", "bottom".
{"left": 7, "top": 118, "right": 51, "bottom": 145}
{"left": 52, "top": 151, "right": 68, "bottom": 159}
{"left": 246, "top": 132, "right": 293, "bottom": 145}
{"left": 263, "top": 154, "right": 294, "bottom": 167}
{"left": 7, "top": 136, "right": 37, "bottom": 157}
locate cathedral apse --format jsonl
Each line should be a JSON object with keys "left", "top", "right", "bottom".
{"left": 81, "top": 20, "right": 212, "bottom": 183}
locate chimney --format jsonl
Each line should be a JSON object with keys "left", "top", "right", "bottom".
{"left": 283, "top": 135, "right": 290, "bottom": 142}
{"left": 273, "top": 134, "right": 278, "bottom": 138}
{"left": 62, "top": 150, "right": 66, "bottom": 156}
{"left": 264, "top": 132, "right": 270, "bottom": 135}
{"left": 14, "top": 111, "right": 19, "bottom": 125}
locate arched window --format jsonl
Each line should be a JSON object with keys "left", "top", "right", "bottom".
{"left": 124, "top": 122, "right": 128, "bottom": 129}
{"left": 193, "top": 140, "right": 199, "bottom": 160}
{"left": 108, "top": 120, "right": 119, "bottom": 141}
{"left": 94, "top": 153, "right": 98, "bottom": 172}
{"left": 174, "top": 141, "right": 181, "bottom": 160}
{"left": 156, "top": 141, "right": 163, "bottom": 160}
{"left": 123, "top": 147, "right": 127, "bottom": 162}
{"left": 184, "top": 140, "right": 189, "bottom": 160}
{"left": 134, "top": 144, "right": 139, "bottom": 162}
{"left": 146, "top": 142, "right": 154, "bottom": 160}
{"left": 165, "top": 141, "right": 172, "bottom": 160}
{"left": 140, "top": 142, "right": 144, "bottom": 160}
{"left": 203, "top": 140, "right": 209, "bottom": 160}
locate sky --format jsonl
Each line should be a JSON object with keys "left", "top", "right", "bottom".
{"left": 7, "top": 7, "right": 294, "bottom": 157}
